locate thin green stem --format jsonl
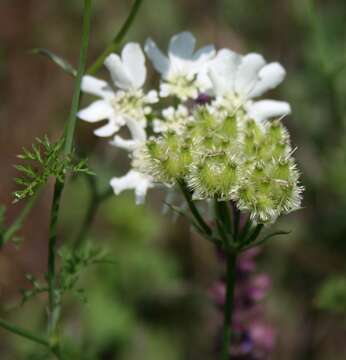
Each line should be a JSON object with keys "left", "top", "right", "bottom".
{"left": 87, "top": 0, "right": 144, "bottom": 75}
{"left": 241, "top": 224, "right": 264, "bottom": 249}
{"left": 238, "top": 214, "right": 252, "bottom": 243}
{"left": 214, "top": 200, "right": 232, "bottom": 235}
{"left": 231, "top": 202, "right": 240, "bottom": 241}
{"left": 1, "top": 193, "right": 38, "bottom": 247}
{"left": 0, "top": 318, "right": 49, "bottom": 348}
{"left": 221, "top": 252, "right": 237, "bottom": 360}
{"left": 47, "top": 181, "right": 64, "bottom": 346}
{"left": 178, "top": 181, "right": 212, "bottom": 236}
{"left": 74, "top": 185, "right": 113, "bottom": 250}
{"left": 64, "top": 0, "right": 92, "bottom": 155}
{"left": 46, "top": 0, "right": 92, "bottom": 355}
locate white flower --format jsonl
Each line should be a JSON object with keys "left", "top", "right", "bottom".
{"left": 109, "top": 114, "right": 154, "bottom": 204}
{"left": 110, "top": 170, "right": 153, "bottom": 205}
{"left": 209, "top": 49, "right": 291, "bottom": 122}
{"left": 145, "top": 31, "right": 216, "bottom": 100}
{"left": 78, "top": 43, "right": 158, "bottom": 137}
{"left": 153, "top": 105, "right": 193, "bottom": 134}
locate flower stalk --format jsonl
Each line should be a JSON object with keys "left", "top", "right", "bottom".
{"left": 0, "top": 318, "right": 49, "bottom": 348}
{"left": 47, "top": 0, "right": 92, "bottom": 356}
{"left": 87, "top": 0, "right": 144, "bottom": 75}
{"left": 221, "top": 252, "right": 237, "bottom": 360}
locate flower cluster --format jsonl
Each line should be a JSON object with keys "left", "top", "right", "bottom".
{"left": 211, "top": 248, "right": 276, "bottom": 359}
{"left": 78, "top": 31, "right": 303, "bottom": 223}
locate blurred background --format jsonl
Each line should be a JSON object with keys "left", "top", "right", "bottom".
{"left": 0, "top": 0, "right": 346, "bottom": 359}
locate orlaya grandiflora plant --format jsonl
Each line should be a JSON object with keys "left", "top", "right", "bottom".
{"left": 78, "top": 31, "right": 303, "bottom": 359}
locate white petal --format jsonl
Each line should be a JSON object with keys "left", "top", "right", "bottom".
{"left": 145, "top": 38, "right": 170, "bottom": 77}
{"left": 192, "top": 45, "right": 216, "bottom": 63}
{"left": 122, "top": 43, "right": 146, "bottom": 89}
{"left": 126, "top": 117, "right": 146, "bottom": 142}
{"left": 78, "top": 100, "right": 113, "bottom": 123}
{"left": 94, "top": 121, "right": 119, "bottom": 137}
{"left": 110, "top": 170, "right": 152, "bottom": 204}
{"left": 235, "top": 53, "right": 266, "bottom": 98}
{"left": 169, "top": 31, "right": 196, "bottom": 60}
{"left": 246, "top": 100, "right": 291, "bottom": 122}
{"left": 153, "top": 119, "right": 166, "bottom": 133}
{"left": 135, "top": 178, "right": 151, "bottom": 204}
{"left": 209, "top": 49, "right": 242, "bottom": 96}
{"left": 248, "top": 62, "right": 286, "bottom": 98}
{"left": 104, "top": 53, "right": 133, "bottom": 90}
{"left": 81, "top": 75, "right": 113, "bottom": 99}
{"left": 144, "top": 90, "right": 159, "bottom": 103}
{"left": 110, "top": 135, "right": 138, "bottom": 151}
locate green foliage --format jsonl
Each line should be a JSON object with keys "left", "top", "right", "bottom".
{"left": 59, "top": 245, "right": 107, "bottom": 303}
{"left": 13, "top": 136, "right": 94, "bottom": 203}
{"left": 30, "top": 48, "right": 77, "bottom": 77}
{"left": 316, "top": 276, "right": 346, "bottom": 314}
{"left": 19, "top": 274, "right": 47, "bottom": 307}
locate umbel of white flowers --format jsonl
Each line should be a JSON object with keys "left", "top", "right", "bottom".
{"left": 78, "top": 31, "right": 303, "bottom": 223}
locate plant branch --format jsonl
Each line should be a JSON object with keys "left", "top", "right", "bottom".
{"left": 0, "top": 318, "right": 49, "bottom": 348}
{"left": 221, "top": 252, "right": 237, "bottom": 360}
{"left": 87, "top": 0, "right": 144, "bottom": 75}
{"left": 178, "top": 181, "right": 212, "bottom": 236}
{"left": 74, "top": 178, "right": 113, "bottom": 250}
{"left": 1, "top": 193, "right": 38, "bottom": 247}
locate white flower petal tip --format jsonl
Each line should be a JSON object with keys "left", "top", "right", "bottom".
{"left": 121, "top": 42, "right": 147, "bottom": 89}
{"left": 77, "top": 100, "right": 114, "bottom": 123}
{"left": 144, "top": 38, "right": 170, "bottom": 77}
{"left": 104, "top": 43, "right": 147, "bottom": 90}
{"left": 109, "top": 135, "right": 138, "bottom": 151}
{"left": 249, "top": 62, "right": 286, "bottom": 98}
{"left": 234, "top": 53, "right": 266, "bottom": 96}
{"left": 104, "top": 53, "right": 133, "bottom": 90}
{"left": 110, "top": 170, "right": 153, "bottom": 205}
{"left": 81, "top": 75, "right": 113, "bottom": 98}
{"left": 192, "top": 45, "right": 216, "bottom": 62}
{"left": 93, "top": 121, "right": 120, "bottom": 137}
{"left": 247, "top": 100, "right": 291, "bottom": 122}
{"left": 169, "top": 31, "right": 196, "bottom": 60}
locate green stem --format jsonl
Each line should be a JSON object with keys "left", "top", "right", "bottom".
{"left": 87, "top": 0, "right": 144, "bottom": 75}
{"left": 221, "top": 252, "right": 237, "bottom": 360}
{"left": 46, "top": 0, "right": 92, "bottom": 354}
{"left": 1, "top": 193, "right": 38, "bottom": 246}
{"left": 231, "top": 202, "right": 240, "bottom": 241}
{"left": 47, "top": 181, "right": 64, "bottom": 346}
{"left": 0, "top": 318, "right": 49, "bottom": 348}
{"left": 214, "top": 200, "right": 232, "bottom": 235}
{"left": 242, "top": 224, "right": 264, "bottom": 249}
{"left": 74, "top": 184, "right": 113, "bottom": 250}
{"left": 178, "top": 181, "right": 212, "bottom": 236}
{"left": 64, "top": 0, "right": 93, "bottom": 155}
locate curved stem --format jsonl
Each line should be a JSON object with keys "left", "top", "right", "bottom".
{"left": 221, "top": 252, "right": 237, "bottom": 360}
{"left": 1, "top": 193, "right": 38, "bottom": 247}
{"left": 178, "top": 181, "right": 212, "bottom": 236}
{"left": 0, "top": 318, "right": 49, "bottom": 348}
{"left": 74, "top": 183, "right": 113, "bottom": 250}
{"left": 87, "top": 0, "right": 144, "bottom": 75}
